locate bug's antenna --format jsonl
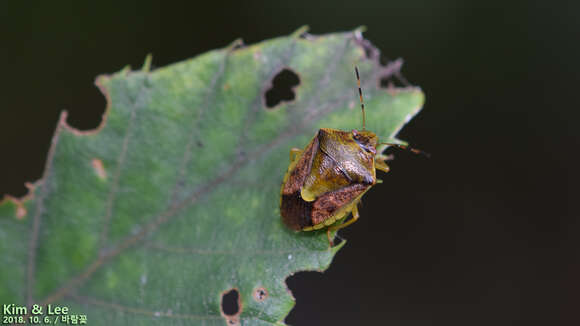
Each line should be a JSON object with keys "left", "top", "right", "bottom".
{"left": 355, "top": 66, "right": 366, "bottom": 130}
{"left": 379, "top": 142, "right": 431, "bottom": 158}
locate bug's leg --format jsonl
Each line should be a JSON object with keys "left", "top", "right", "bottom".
{"left": 289, "top": 148, "right": 302, "bottom": 162}
{"left": 375, "top": 154, "right": 393, "bottom": 173}
{"left": 326, "top": 204, "right": 361, "bottom": 246}
{"left": 376, "top": 153, "right": 394, "bottom": 162}
{"left": 375, "top": 159, "right": 390, "bottom": 174}
{"left": 331, "top": 204, "right": 360, "bottom": 231}
{"left": 378, "top": 143, "right": 431, "bottom": 158}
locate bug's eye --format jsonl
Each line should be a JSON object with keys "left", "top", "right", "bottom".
{"left": 366, "top": 146, "right": 377, "bottom": 155}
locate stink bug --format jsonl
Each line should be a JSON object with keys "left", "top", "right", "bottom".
{"left": 280, "top": 67, "right": 427, "bottom": 245}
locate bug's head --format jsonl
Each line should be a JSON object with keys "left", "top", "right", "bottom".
{"left": 352, "top": 129, "right": 378, "bottom": 154}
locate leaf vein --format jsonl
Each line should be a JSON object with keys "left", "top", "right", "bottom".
{"left": 143, "top": 241, "right": 329, "bottom": 256}
{"left": 169, "top": 48, "right": 233, "bottom": 205}
{"left": 99, "top": 77, "right": 150, "bottom": 253}
{"left": 27, "top": 111, "right": 67, "bottom": 306}
{"left": 69, "top": 294, "right": 223, "bottom": 320}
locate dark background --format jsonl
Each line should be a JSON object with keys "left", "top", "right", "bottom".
{"left": 1, "top": 1, "right": 578, "bottom": 325}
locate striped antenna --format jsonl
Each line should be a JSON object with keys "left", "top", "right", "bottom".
{"left": 379, "top": 142, "right": 431, "bottom": 158}
{"left": 354, "top": 66, "right": 366, "bottom": 130}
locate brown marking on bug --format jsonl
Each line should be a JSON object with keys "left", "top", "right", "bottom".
{"left": 91, "top": 158, "right": 107, "bottom": 180}
{"left": 220, "top": 288, "right": 242, "bottom": 326}
{"left": 311, "top": 183, "right": 368, "bottom": 225}
{"left": 280, "top": 134, "right": 320, "bottom": 230}
{"left": 253, "top": 287, "right": 268, "bottom": 302}
{"left": 281, "top": 133, "right": 319, "bottom": 196}
{"left": 280, "top": 192, "right": 314, "bottom": 230}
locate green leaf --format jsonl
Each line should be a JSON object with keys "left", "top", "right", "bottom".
{"left": 0, "top": 27, "right": 424, "bottom": 325}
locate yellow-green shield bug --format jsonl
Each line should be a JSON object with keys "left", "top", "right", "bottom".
{"left": 280, "top": 67, "right": 428, "bottom": 245}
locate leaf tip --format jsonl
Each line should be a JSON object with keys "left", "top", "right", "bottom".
{"left": 120, "top": 65, "right": 132, "bottom": 75}
{"left": 227, "top": 38, "right": 245, "bottom": 51}
{"left": 354, "top": 25, "right": 368, "bottom": 37}
{"left": 291, "top": 25, "right": 310, "bottom": 38}
{"left": 326, "top": 237, "right": 347, "bottom": 256}
{"left": 142, "top": 53, "right": 153, "bottom": 72}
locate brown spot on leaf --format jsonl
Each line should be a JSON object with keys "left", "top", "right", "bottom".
{"left": 91, "top": 159, "right": 107, "bottom": 180}
{"left": 253, "top": 287, "right": 268, "bottom": 302}
{"left": 16, "top": 204, "right": 27, "bottom": 219}
{"left": 1, "top": 195, "right": 30, "bottom": 220}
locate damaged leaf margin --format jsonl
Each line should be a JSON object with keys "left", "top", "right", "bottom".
{"left": 0, "top": 26, "right": 424, "bottom": 325}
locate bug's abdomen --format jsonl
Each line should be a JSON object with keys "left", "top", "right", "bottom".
{"left": 280, "top": 192, "right": 314, "bottom": 230}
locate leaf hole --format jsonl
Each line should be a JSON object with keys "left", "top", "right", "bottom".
{"left": 253, "top": 287, "right": 268, "bottom": 302}
{"left": 64, "top": 79, "right": 108, "bottom": 132}
{"left": 380, "top": 76, "right": 408, "bottom": 89}
{"left": 264, "top": 68, "right": 300, "bottom": 109}
{"left": 221, "top": 288, "right": 240, "bottom": 316}
{"left": 379, "top": 58, "right": 408, "bottom": 88}
{"left": 379, "top": 53, "right": 391, "bottom": 67}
